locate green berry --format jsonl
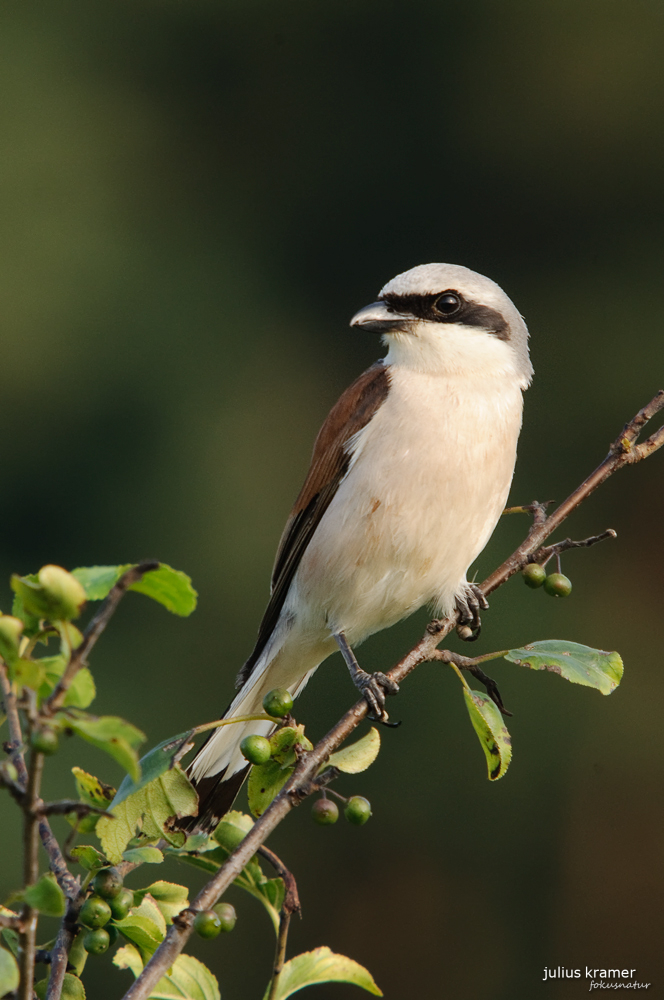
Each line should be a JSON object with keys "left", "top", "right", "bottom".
{"left": 109, "top": 888, "right": 134, "bottom": 921}
{"left": 240, "top": 734, "right": 272, "bottom": 765}
{"left": 522, "top": 563, "right": 546, "bottom": 589}
{"left": 79, "top": 895, "right": 112, "bottom": 929}
{"left": 11, "top": 565, "right": 87, "bottom": 622}
{"left": 311, "top": 798, "right": 339, "bottom": 825}
{"left": 213, "top": 815, "right": 253, "bottom": 852}
{"left": 83, "top": 928, "right": 110, "bottom": 955}
{"left": 213, "top": 902, "right": 237, "bottom": 932}
{"left": 344, "top": 796, "right": 372, "bottom": 826}
{"left": 194, "top": 909, "right": 222, "bottom": 939}
{"left": 30, "top": 728, "right": 59, "bottom": 755}
{"left": 0, "top": 615, "right": 23, "bottom": 663}
{"left": 92, "top": 868, "right": 123, "bottom": 900}
{"left": 543, "top": 572, "right": 572, "bottom": 598}
{"left": 262, "top": 688, "right": 293, "bottom": 718}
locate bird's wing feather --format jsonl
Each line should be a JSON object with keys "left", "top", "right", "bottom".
{"left": 236, "top": 361, "right": 390, "bottom": 687}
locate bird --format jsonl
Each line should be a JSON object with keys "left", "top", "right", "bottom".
{"left": 186, "top": 262, "right": 533, "bottom": 831}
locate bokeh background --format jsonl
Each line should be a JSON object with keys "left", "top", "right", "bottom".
{"left": 1, "top": 1, "right": 663, "bottom": 998}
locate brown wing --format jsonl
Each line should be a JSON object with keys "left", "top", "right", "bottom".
{"left": 236, "top": 361, "right": 390, "bottom": 687}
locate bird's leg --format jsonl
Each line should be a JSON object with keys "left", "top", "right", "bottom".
{"left": 333, "top": 631, "right": 400, "bottom": 725}
{"left": 455, "top": 583, "right": 489, "bottom": 642}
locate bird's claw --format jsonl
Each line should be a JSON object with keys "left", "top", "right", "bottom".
{"left": 455, "top": 584, "right": 489, "bottom": 642}
{"left": 357, "top": 670, "right": 399, "bottom": 723}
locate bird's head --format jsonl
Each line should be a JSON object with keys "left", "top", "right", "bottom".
{"left": 350, "top": 263, "right": 532, "bottom": 386}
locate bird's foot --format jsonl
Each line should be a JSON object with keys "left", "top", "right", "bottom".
{"left": 355, "top": 669, "right": 400, "bottom": 726}
{"left": 455, "top": 584, "right": 489, "bottom": 642}
{"left": 333, "top": 631, "right": 400, "bottom": 726}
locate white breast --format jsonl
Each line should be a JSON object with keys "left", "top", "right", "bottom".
{"left": 293, "top": 365, "right": 523, "bottom": 645}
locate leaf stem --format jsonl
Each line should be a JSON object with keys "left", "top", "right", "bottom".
{"left": 266, "top": 911, "right": 291, "bottom": 1000}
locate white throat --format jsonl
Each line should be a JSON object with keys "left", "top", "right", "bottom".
{"left": 383, "top": 322, "right": 529, "bottom": 387}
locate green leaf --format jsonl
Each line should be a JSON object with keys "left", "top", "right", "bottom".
{"left": 0, "top": 946, "right": 19, "bottom": 996}
{"left": 504, "top": 640, "right": 624, "bottom": 695}
{"left": 11, "top": 587, "right": 41, "bottom": 637}
{"left": 463, "top": 689, "right": 512, "bottom": 781}
{"left": 128, "top": 564, "right": 198, "bottom": 617}
{"left": 269, "top": 726, "right": 313, "bottom": 766}
{"left": 1, "top": 929, "right": 18, "bottom": 960}
{"left": 247, "top": 727, "right": 312, "bottom": 818}
{"left": 262, "top": 947, "right": 383, "bottom": 1000}
{"left": 70, "top": 845, "right": 109, "bottom": 871}
{"left": 248, "top": 760, "right": 293, "bottom": 818}
{"left": 132, "top": 882, "right": 189, "bottom": 924}
{"left": 112, "top": 731, "right": 196, "bottom": 808}
{"left": 67, "top": 932, "right": 89, "bottom": 977}
{"left": 151, "top": 955, "right": 220, "bottom": 1000}
{"left": 122, "top": 846, "right": 164, "bottom": 865}
{"left": 63, "top": 713, "right": 145, "bottom": 781}
{"left": 72, "top": 563, "right": 198, "bottom": 617}
{"left": 35, "top": 972, "right": 86, "bottom": 1000}
{"left": 72, "top": 766, "right": 116, "bottom": 809}
{"left": 97, "top": 766, "right": 198, "bottom": 863}
{"left": 71, "top": 566, "right": 126, "bottom": 601}
{"left": 114, "top": 896, "right": 167, "bottom": 960}
{"left": 24, "top": 874, "right": 66, "bottom": 917}
{"left": 38, "top": 656, "right": 96, "bottom": 709}
{"left": 13, "top": 658, "right": 44, "bottom": 691}
{"left": 325, "top": 728, "right": 380, "bottom": 774}
{"left": 113, "top": 942, "right": 144, "bottom": 977}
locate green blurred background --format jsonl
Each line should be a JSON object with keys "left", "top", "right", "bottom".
{"left": 1, "top": 1, "right": 663, "bottom": 997}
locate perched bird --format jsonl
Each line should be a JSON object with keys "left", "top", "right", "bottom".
{"left": 187, "top": 262, "right": 533, "bottom": 830}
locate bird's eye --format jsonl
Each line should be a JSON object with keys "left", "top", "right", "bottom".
{"left": 434, "top": 292, "right": 461, "bottom": 316}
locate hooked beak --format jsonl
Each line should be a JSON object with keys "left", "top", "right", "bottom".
{"left": 350, "top": 300, "right": 414, "bottom": 334}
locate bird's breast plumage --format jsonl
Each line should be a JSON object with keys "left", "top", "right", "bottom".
{"left": 294, "top": 365, "right": 523, "bottom": 642}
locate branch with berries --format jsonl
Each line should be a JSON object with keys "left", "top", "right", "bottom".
{"left": 0, "top": 392, "right": 662, "bottom": 1000}
{"left": 118, "top": 392, "right": 664, "bottom": 1000}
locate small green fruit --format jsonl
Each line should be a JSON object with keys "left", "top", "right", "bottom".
{"left": 79, "top": 895, "right": 112, "bottom": 929}
{"left": 344, "top": 796, "right": 372, "bottom": 826}
{"left": 213, "top": 814, "right": 253, "bottom": 852}
{"left": 311, "top": 798, "right": 339, "bottom": 825}
{"left": 11, "top": 566, "right": 86, "bottom": 622}
{"left": 83, "top": 928, "right": 110, "bottom": 955}
{"left": 30, "top": 728, "right": 59, "bottom": 756}
{"left": 194, "top": 909, "right": 222, "bottom": 939}
{"left": 240, "top": 734, "right": 272, "bottom": 765}
{"left": 213, "top": 902, "right": 237, "bottom": 932}
{"left": 109, "top": 887, "right": 134, "bottom": 921}
{"left": 543, "top": 572, "right": 573, "bottom": 598}
{"left": 0, "top": 615, "right": 24, "bottom": 663}
{"left": 522, "top": 563, "right": 546, "bottom": 589}
{"left": 92, "top": 868, "right": 123, "bottom": 900}
{"left": 262, "top": 688, "right": 293, "bottom": 718}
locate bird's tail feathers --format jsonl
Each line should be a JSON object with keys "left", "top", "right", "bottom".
{"left": 183, "top": 646, "right": 317, "bottom": 832}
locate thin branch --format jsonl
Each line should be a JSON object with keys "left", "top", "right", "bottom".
{"left": 257, "top": 846, "right": 301, "bottom": 916}
{"left": 267, "top": 911, "right": 292, "bottom": 1000}
{"left": 39, "top": 800, "right": 112, "bottom": 819}
{"left": 0, "top": 912, "right": 22, "bottom": 930}
{"left": 43, "top": 561, "right": 159, "bottom": 716}
{"left": 46, "top": 901, "right": 83, "bottom": 1000}
{"left": 0, "top": 663, "right": 28, "bottom": 786}
{"left": 482, "top": 389, "right": 664, "bottom": 596}
{"left": 19, "top": 749, "right": 44, "bottom": 1000}
{"left": 528, "top": 528, "right": 617, "bottom": 567}
{"left": 121, "top": 391, "right": 664, "bottom": 1000}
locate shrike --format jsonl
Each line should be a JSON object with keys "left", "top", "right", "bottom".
{"left": 187, "top": 263, "right": 533, "bottom": 830}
